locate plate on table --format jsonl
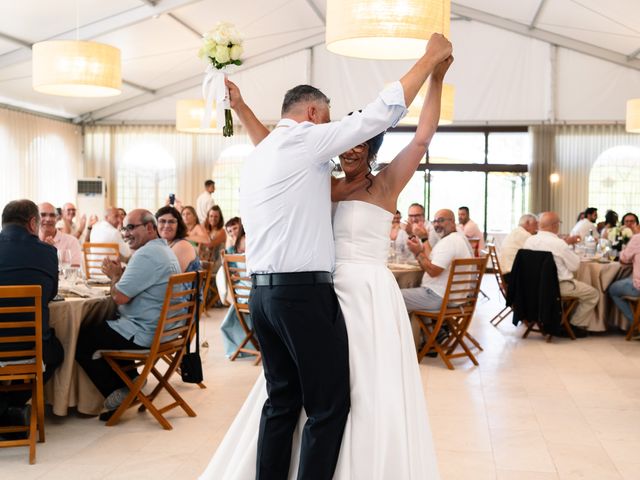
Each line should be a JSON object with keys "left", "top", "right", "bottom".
{"left": 87, "top": 277, "right": 111, "bottom": 285}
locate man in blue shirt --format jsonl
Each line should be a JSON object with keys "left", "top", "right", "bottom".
{"left": 0, "top": 199, "right": 64, "bottom": 424}
{"left": 75, "top": 209, "right": 180, "bottom": 416}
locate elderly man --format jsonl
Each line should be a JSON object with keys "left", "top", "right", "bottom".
{"left": 402, "top": 209, "right": 473, "bottom": 313}
{"left": 406, "top": 203, "right": 439, "bottom": 247}
{"left": 609, "top": 222, "right": 640, "bottom": 328}
{"left": 0, "top": 200, "right": 64, "bottom": 426}
{"left": 458, "top": 206, "right": 484, "bottom": 252}
{"left": 570, "top": 207, "right": 599, "bottom": 240}
{"left": 75, "top": 209, "right": 180, "bottom": 417}
{"left": 56, "top": 202, "right": 86, "bottom": 240}
{"left": 87, "top": 207, "right": 131, "bottom": 259}
{"left": 196, "top": 180, "right": 216, "bottom": 221}
{"left": 523, "top": 211, "right": 598, "bottom": 335}
{"left": 39, "top": 202, "right": 82, "bottom": 267}
{"left": 499, "top": 214, "right": 539, "bottom": 279}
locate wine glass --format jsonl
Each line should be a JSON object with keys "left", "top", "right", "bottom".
{"left": 608, "top": 248, "right": 618, "bottom": 262}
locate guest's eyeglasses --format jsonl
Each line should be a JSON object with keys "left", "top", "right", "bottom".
{"left": 158, "top": 219, "right": 178, "bottom": 225}
{"left": 120, "top": 223, "right": 145, "bottom": 233}
{"left": 432, "top": 217, "right": 451, "bottom": 224}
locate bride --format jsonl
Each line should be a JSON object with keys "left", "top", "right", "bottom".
{"left": 201, "top": 56, "right": 453, "bottom": 479}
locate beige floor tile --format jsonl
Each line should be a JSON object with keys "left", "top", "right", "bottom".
{"left": 547, "top": 442, "right": 623, "bottom": 479}
{"left": 496, "top": 471, "right": 560, "bottom": 480}
{"left": 436, "top": 450, "right": 496, "bottom": 480}
{"left": 490, "top": 428, "right": 556, "bottom": 472}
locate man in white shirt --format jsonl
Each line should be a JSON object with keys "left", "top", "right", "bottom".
{"left": 39, "top": 202, "right": 82, "bottom": 267}
{"left": 195, "top": 180, "right": 215, "bottom": 222}
{"left": 523, "top": 211, "right": 598, "bottom": 333}
{"left": 402, "top": 209, "right": 472, "bottom": 312}
{"left": 499, "top": 213, "right": 538, "bottom": 277}
{"left": 458, "top": 206, "right": 484, "bottom": 252}
{"left": 56, "top": 202, "right": 86, "bottom": 240}
{"left": 570, "top": 207, "right": 599, "bottom": 241}
{"left": 88, "top": 207, "right": 131, "bottom": 260}
{"left": 233, "top": 33, "right": 452, "bottom": 480}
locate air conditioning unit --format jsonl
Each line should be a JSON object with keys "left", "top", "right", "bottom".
{"left": 76, "top": 178, "right": 106, "bottom": 219}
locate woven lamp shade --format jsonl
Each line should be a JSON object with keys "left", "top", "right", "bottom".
{"left": 399, "top": 83, "right": 454, "bottom": 126}
{"left": 32, "top": 40, "right": 121, "bottom": 97}
{"left": 626, "top": 99, "right": 640, "bottom": 133}
{"left": 326, "top": 0, "right": 450, "bottom": 59}
{"left": 176, "top": 100, "right": 220, "bottom": 133}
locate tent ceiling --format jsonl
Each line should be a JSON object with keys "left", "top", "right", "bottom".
{"left": 0, "top": 0, "right": 639, "bottom": 124}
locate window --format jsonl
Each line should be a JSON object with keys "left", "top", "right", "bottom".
{"left": 589, "top": 145, "right": 640, "bottom": 216}
{"left": 211, "top": 144, "right": 254, "bottom": 219}
{"left": 117, "top": 142, "right": 176, "bottom": 212}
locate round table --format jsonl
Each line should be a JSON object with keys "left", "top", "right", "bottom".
{"left": 388, "top": 263, "right": 423, "bottom": 289}
{"left": 46, "top": 293, "right": 116, "bottom": 416}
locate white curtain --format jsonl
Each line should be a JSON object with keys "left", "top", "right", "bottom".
{"left": 0, "top": 106, "right": 82, "bottom": 210}
{"left": 83, "top": 125, "right": 253, "bottom": 216}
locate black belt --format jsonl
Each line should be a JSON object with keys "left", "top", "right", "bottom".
{"left": 252, "top": 271, "right": 333, "bottom": 287}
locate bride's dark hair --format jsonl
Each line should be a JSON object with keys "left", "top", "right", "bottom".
{"left": 346, "top": 110, "right": 386, "bottom": 194}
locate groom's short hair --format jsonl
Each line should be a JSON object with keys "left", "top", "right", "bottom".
{"left": 281, "top": 85, "right": 330, "bottom": 115}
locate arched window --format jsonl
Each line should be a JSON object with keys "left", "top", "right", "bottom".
{"left": 211, "top": 144, "right": 254, "bottom": 219}
{"left": 589, "top": 145, "right": 640, "bottom": 216}
{"left": 117, "top": 142, "right": 176, "bottom": 212}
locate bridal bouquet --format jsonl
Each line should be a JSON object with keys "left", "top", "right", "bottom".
{"left": 607, "top": 224, "right": 633, "bottom": 250}
{"left": 199, "top": 22, "right": 243, "bottom": 136}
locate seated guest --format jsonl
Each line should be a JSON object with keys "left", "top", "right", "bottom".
{"left": 499, "top": 214, "right": 539, "bottom": 281}
{"left": 87, "top": 207, "right": 131, "bottom": 260}
{"left": 390, "top": 210, "right": 409, "bottom": 245}
{"left": 570, "top": 207, "right": 599, "bottom": 240}
{"left": 155, "top": 206, "right": 201, "bottom": 273}
{"left": 0, "top": 200, "right": 64, "bottom": 425}
{"left": 608, "top": 222, "right": 640, "bottom": 327}
{"left": 224, "top": 216, "right": 243, "bottom": 250}
{"left": 524, "top": 211, "right": 598, "bottom": 335}
{"left": 401, "top": 209, "right": 473, "bottom": 313}
{"left": 180, "top": 205, "right": 210, "bottom": 248}
{"left": 56, "top": 202, "right": 87, "bottom": 240}
{"left": 39, "top": 202, "right": 82, "bottom": 266}
{"left": 600, "top": 210, "right": 619, "bottom": 239}
{"left": 75, "top": 209, "right": 181, "bottom": 416}
{"left": 457, "top": 206, "right": 484, "bottom": 252}
{"left": 116, "top": 208, "right": 126, "bottom": 230}
{"left": 220, "top": 225, "right": 255, "bottom": 357}
{"left": 199, "top": 206, "right": 227, "bottom": 264}
{"left": 406, "top": 203, "right": 439, "bottom": 248}
{"left": 622, "top": 212, "right": 639, "bottom": 230}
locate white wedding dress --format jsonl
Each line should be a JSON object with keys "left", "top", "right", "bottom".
{"left": 200, "top": 200, "right": 440, "bottom": 479}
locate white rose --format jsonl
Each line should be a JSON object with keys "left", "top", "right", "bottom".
{"left": 229, "top": 27, "right": 242, "bottom": 45}
{"left": 622, "top": 227, "right": 633, "bottom": 239}
{"left": 230, "top": 44, "right": 243, "bottom": 61}
{"left": 215, "top": 45, "right": 230, "bottom": 64}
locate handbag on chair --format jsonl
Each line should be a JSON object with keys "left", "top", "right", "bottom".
{"left": 181, "top": 272, "right": 203, "bottom": 384}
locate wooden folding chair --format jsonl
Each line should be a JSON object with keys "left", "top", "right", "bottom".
{"left": 622, "top": 296, "right": 640, "bottom": 340}
{"left": 521, "top": 295, "right": 579, "bottom": 341}
{"left": 411, "top": 257, "right": 487, "bottom": 370}
{"left": 82, "top": 242, "right": 119, "bottom": 281}
{"left": 99, "top": 272, "right": 199, "bottom": 430}
{"left": 487, "top": 244, "right": 513, "bottom": 326}
{"left": 222, "top": 253, "right": 261, "bottom": 365}
{"left": 200, "top": 260, "right": 220, "bottom": 311}
{"left": 0, "top": 285, "right": 44, "bottom": 464}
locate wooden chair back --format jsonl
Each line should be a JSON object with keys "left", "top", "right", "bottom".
{"left": 82, "top": 242, "right": 119, "bottom": 280}
{"left": 0, "top": 285, "right": 44, "bottom": 463}
{"left": 221, "top": 253, "right": 261, "bottom": 363}
{"left": 100, "top": 272, "right": 199, "bottom": 429}
{"left": 412, "top": 257, "right": 487, "bottom": 370}
{"left": 200, "top": 260, "right": 220, "bottom": 310}
{"left": 622, "top": 296, "right": 640, "bottom": 341}
{"left": 487, "top": 243, "right": 513, "bottom": 326}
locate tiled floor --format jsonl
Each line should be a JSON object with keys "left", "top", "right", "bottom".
{"left": 4, "top": 277, "right": 640, "bottom": 479}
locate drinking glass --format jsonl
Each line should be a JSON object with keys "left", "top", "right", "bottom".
{"left": 58, "top": 248, "right": 72, "bottom": 269}
{"left": 608, "top": 248, "right": 618, "bottom": 261}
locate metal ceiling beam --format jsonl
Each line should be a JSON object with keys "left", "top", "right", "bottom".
{"left": 74, "top": 32, "right": 326, "bottom": 123}
{"left": 0, "top": 32, "right": 31, "bottom": 48}
{"left": 451, "top": 2, "right": 640, "bottom": 71}
{"left": 0, "top": 0, "right": 202, "bottom": 69}
{"left": 304, "top": 0, "right": 325, "bottom": 23}
{"left": 166, "top": 12, "right": 202, "bottom": 38}
{"left": 529, "top": 0, "right": 548, "bottom": 30}
{"left": 627, "top": 46, "right": 640, "bottom": 60}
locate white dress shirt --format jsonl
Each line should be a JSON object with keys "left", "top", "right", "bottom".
{"left": 570, "top": 218, "right": 599, "bottom": 240}
{"left": 499, "top": 226, "right": 531, "bottom": 274}
{"left": 523, "top": 230, "right": 579, "bottom": 281}
{"left": 240, "top": 82, "right": 407, "bottom": 274}
{"left": 196, "top": 191, "right": 215, "bottom": 223}
{"left": 89, "top": 220, "right": 130, "bottom": 258}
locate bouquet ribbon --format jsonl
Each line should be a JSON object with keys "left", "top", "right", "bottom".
{"left": 201, "top": 65, "right": 229, "bottom": 130}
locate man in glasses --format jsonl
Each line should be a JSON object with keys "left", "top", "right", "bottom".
{"left": 56, "top": 202, "right": 87, "bottom": 240}
{"left": 75, "top": 209, "right": 181, "bottom": 418}
{"left": 406, "top": 203, "right": 440, "bottom": 248}
{"left": 402, "top": 208, "right": 473, "bottom": 313}
{"left": 38, "top": 202, "right": 82, "bottom": 267}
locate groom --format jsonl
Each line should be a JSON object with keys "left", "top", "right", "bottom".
{"left": 235, "top": 33, "right": 452, "bottom": 480}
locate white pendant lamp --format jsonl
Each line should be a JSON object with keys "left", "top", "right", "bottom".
{"left": 176, "top": 99, "right": 220, "bottom": 133}
{"left": 626, "top": 99, "right": 640, "bottom": 133}
{"left": 400, "top": 83, "right": 454, "bottom": 126}
{"left": 32, "top": 40, "right": 121, "bottom": 97}
{"left": 326, "top": 0, "right": 450, "bottom": 60}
